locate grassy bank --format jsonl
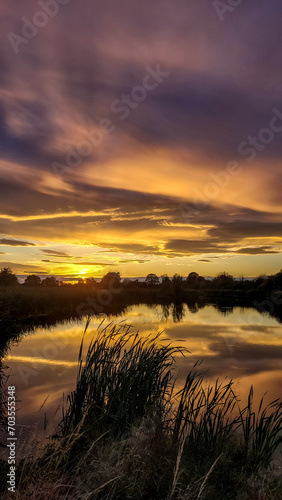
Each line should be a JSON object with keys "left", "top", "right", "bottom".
{"left": 1, "top": 321, "right": 281, "bottom": 499}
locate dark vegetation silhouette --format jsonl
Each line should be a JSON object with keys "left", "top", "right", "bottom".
{"left": 0, "top": 267, "right": 18, "bottom": 287}
{"left": 1, "top": 268, "right": 282, "bottom": 332}
{"left": 2, "top": 267, "right": 282, "bottom": 292}
{"left": 0, "top": 322, "right": 281, "bottom": 499}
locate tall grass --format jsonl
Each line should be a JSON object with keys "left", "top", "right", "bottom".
{"left": 1, "top": 320, "right": 281, "bottom": 499}
{"left": 59, "top": 319, "right": 186, "bottom": 439}
{"left": 238, "top": 386, "right": 282, "bottom": 469}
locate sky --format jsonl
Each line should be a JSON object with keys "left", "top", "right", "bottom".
{"left": 0, "top": 0, "right": 282, "bottom": 280}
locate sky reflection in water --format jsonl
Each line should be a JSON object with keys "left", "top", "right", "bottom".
{"left": 5, "top": 304, "right": 282, "bottom": 440}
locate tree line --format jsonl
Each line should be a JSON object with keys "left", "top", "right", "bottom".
{"left": 0, "top": 267, "right": 282, "bottom": 293}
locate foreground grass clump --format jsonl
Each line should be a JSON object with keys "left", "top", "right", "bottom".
{"left": 2, "top": 321, "right": 282, "bottom": 499}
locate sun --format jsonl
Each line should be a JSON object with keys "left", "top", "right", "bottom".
{"left": 78, "top": 269, "right": 88, "bottom": 281}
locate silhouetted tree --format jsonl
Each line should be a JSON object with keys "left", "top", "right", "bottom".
{"left": 254, "top": 274, "right": 268, "bottom": 285}
{"left": 41, "top": 276, "right": 59, "bottom": 287}
{"left": 24, "top": 275, "right": 41, "bottom": 286}
{"left": 160, "top": 274, "right": 171, "bottom": 287}
{"left": 186, "top": 272, "right": 205, "bottom": 289}
{"left": 171, "top": 274, "right": 183, "bottom": 297}
{"left": 0, "top": 267, "right": 18, "bottom": 287}
{"left": 172, "top": 274, "right": 183, "bottom": 284}
{"left": 212, "top": 272, "right": 234, "bottom": 289}
{"left": 100, "top": 272, "right": 121, "bottom": 289}
{"left": 145, "top": 273, "right": 159, "bottom": 286}
{"left": 187, "top": 272, "right": 199, "bottom": 286}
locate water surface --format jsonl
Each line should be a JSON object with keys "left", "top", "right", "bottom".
{"left": 4, "top": 303, "right": 282, "bottom": 443}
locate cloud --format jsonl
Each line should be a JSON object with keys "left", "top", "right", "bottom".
{"left": 98, "top": 243, "right": 160, "bottom": 254}
{"left": 119, "top": 259, "right": 150, "bottom": 264}
{"left": 235, "top": 246, "right": 280, "bottom": 255}
{"left": 40, "top": 250, "right": 72, "bottom": 258}
{"left": 208, "top": 222, "right": 282, "bottom": 241}
{"left": 0, "top": 238, "right": 35, "bottom": 246}
{"left": 41, "top": 260, "right": 113, "bottom": 266}
{"left": 164, "top": 239, "right": 228, "bottom": 255}
{"left": 0, "top": 261, "right": 46, "bottom": 273}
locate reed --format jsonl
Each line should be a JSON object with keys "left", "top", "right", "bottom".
{"left": 59, "top": 319, "right": 186, "bottom": 439}
{"left": 1, "top": 321, "right": 281, "bottom": 499}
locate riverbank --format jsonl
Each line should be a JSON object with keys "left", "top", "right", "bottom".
{"left": 1, "top": 279, "right": 281, "bottom": 329}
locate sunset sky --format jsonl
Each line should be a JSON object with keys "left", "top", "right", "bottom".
{"left": 1, "top": 0, "right": 282, "bottom": 280}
